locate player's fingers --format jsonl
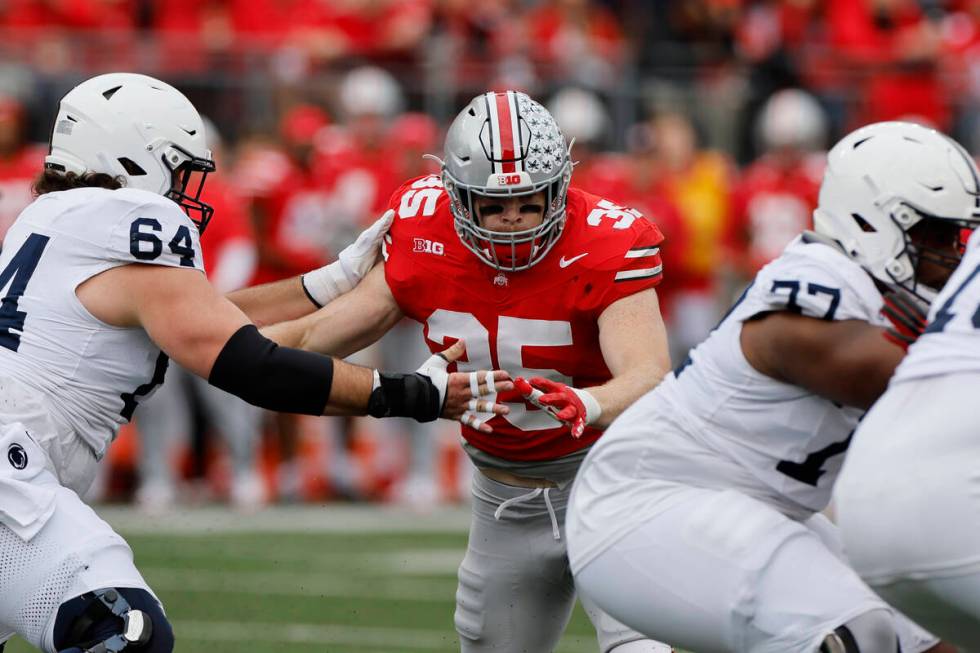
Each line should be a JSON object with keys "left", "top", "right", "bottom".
{"left": 475, "top": 370, "right": 504, "bottom": 396}
{"left": 438, "top": 339, "right": 466, "bottom": 365}
{"left": 514, "top": 377, "right": 534, "bottom": 396}
{"left": 469, "top": 372, "right": 480, "bottom": 398}
{"left": 467, "top": 398, "right": 503, "bottom": 414}
{"left": 460, "top": 410, "right": 493, "bottom": 433}
{"left": 555, "top": 405, "right": 578, "bottom": 421}
{"left": 537, "top": 392, "right": 567, "bottom": 407}
{"left": 529, "top": 376, "right": 561, "bottom": 392}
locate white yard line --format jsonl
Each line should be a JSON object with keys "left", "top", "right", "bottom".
{"left": 143, "top": 567, "right": 453, "bottom": 601}
{"left": 173, "top": 619, "right": 458, "bottom": 650}
{"left": 97, "top": 504, "right": 471, "bottom": 534}
{"left": 172, "top": 619, "right": 597, "bottom": 653}
{"left": 134, "top": 545, "right": 465, "bottom": 576}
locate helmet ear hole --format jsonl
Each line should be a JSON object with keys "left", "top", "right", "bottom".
{"left": 117, "top": 158, "right": 146, "bottom": 176}
{"left": 851, "top": 213, "right": 877, "bottom": 233}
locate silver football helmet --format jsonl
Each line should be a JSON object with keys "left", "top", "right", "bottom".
{"left": 440, "top": 91, "right": 572, "bottom": 271}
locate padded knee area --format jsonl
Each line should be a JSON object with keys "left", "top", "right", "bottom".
{"left": 821, "top": 609, "right": 899, "bottom": 653}
{"left": 53, "top": 588, "right": 174, "bottom": 653}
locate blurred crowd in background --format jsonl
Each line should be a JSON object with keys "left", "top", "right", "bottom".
{"left": 0, "top": 0, "right": 978, "bottom": 511}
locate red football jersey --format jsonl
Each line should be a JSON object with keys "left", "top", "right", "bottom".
{"left": 384, "top": 175, "right": 664, "bottom": 462}
{"left": 730, "top": 153, "right": 824, "bottom": 275}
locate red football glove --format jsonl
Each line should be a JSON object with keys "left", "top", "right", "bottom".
{"left": 881, "top": 287, "right": 930, "bottom": 351}
{"left": 514, "top": 376, "right": 601, "bottom": 438}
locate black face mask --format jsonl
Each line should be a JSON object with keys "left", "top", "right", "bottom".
{"left": 163, "top": 148, "right": 216, "bottom": 233}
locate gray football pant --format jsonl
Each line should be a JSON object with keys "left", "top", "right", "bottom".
{"left": 455, "top": 470, "right": 671, "bottom": 652}
{"left": 135, "top": 365, "right": 261, "bottom": 487}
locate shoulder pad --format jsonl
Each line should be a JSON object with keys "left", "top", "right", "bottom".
{"left": 749, "top": 238, "right": 881, "bottom": 322}
{"left": 105, "top": 190, "right": 204, "bottom": 271}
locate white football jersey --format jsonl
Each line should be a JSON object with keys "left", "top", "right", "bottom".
{"left": 0, "top": 187, "right": 203, "bottom": 459}
{"left": 892, "top": 228, "right": 980, "bottom": 384}
{"left": 657, "top": 235, "right": 886, "bottom": 514}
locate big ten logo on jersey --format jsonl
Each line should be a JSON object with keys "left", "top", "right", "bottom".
{"left": 413, "top": 238, "right": 444, "bottom": 255}
{"left": 399, "top": 175, "right": 444, "bottom": 219}
{"left": 587, "top": 199, "right": 642, "bottom": 230}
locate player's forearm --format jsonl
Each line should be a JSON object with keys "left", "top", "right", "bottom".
{"left": 321, "top": 359, "right": 375, "bottom": 416}
{"left": 226, "top": 276, "right": 318, "bottom": 327}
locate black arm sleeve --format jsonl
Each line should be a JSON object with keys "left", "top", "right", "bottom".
{"left": 208, "top": 324, "right": 334, "bottom": 415}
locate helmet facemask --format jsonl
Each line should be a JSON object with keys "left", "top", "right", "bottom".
{"left": 886, "top": 203, "right": 980, "bottom": 300}
{"left": 162, "top": 145, "right": 215, "bottom": 234}
{"left": 446, "top": 163, "right": 571, "bottom": 272}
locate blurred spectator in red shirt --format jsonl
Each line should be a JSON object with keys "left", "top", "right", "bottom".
{"left": 730, "top": 89, "right": 826, "bottom": 278}
{"left": 151, "top": 0, "right": 235, "bottom": 71}
{"left": 388, "top": 112, "right": 441, "bottom": 180}
{"left": 577, "top": 149, "right": 687, "bottom": 324}
{"left": 0, "top": 96, "right": 44, "bottom": 243}
{"left": 827, "top": 0, "right": 948, "bottom": 129}
{"left": 1, "top": 0, "right": 135, "bottom": 30}
{"left": 526, "top": 0, "right": 625, "bottom": 86}
{"left": 311, "top": 65, "right": 406, "bottom": 249}
{"left": 291, "top": 0, "right": 432, "bottom": 64}
{"left": 241, "top": 103, "right": 331, "bottom": 286}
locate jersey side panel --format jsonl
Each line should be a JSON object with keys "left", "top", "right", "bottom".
{"left": 663, "top": 238, "right": 882, "bottom": 513}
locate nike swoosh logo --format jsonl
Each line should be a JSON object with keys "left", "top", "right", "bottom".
{"left": 559, "top": 252, "right": 589, "bottom": 268}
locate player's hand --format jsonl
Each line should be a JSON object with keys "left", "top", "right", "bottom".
{"left": 881, "top": 287, "right": 930, "bottom": 351}
{"left": 418, "top": 340, "right": 513, "bottom": 433}
{"left": 514, "top": 377, "right": 601, "bottom": 439}
{"left": 302, "top": 209, "right": 395, "bottom": 306}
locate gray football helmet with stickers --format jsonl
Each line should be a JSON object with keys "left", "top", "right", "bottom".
{"left": 440, "top": 91, "right": 573, "bottom": 271}
{"left": 45, "top": 72, "right": 216, "bottom": 232}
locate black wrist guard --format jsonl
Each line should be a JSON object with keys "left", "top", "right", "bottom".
{"left": 367, "top": 372, "right": 442, "bottom": 422}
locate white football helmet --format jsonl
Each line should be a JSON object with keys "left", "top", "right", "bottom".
{"left": 441, "top": 90, "right": 572, "bottom": 271}
{"left": 757, "top": 88, "right": 827, "bottom": 153}
{"left": 814, "top": 121, "right": 980, "bottom": 296}
{"left": 45, "top": 72, "right": 216, "bottom": 231}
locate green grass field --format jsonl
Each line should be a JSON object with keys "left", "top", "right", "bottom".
{"left": 4, "top": 506, "right": 603, "bottom": 653}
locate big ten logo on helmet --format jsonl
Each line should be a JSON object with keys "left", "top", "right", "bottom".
{"left": 496, "top": 174, "right": 523, "bottom": 186}
{"left": 413, "top": 237, "right": 445, "bottom": 255}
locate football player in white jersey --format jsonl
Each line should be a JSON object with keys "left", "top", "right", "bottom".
{"left": 835, "top": 229, "right": 980, "bottom": 648}
{"left": 0, "top": 73, "right": 510, "bottom": 653}
{"left": 558, "top": 121, "right": 978, "bottom": 653}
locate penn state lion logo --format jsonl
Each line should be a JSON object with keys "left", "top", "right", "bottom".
{"left": 7, "top": 443, "right": 27, "bottom": 470}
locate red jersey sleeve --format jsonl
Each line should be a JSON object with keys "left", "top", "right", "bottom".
{"left": 572, "top": 194, "right": 666, "bottom": 314}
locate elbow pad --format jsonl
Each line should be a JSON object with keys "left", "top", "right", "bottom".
{"left": 208, "top": 325, "right": 333, "bottom": 415}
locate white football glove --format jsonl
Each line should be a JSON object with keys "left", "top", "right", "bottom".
{"left": 302, "top": 209, "right": 394, "bottom": 306}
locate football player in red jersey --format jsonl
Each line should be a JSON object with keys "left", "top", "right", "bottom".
{"left": 266, "top": 91, "right": 673, "bottom": 653}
